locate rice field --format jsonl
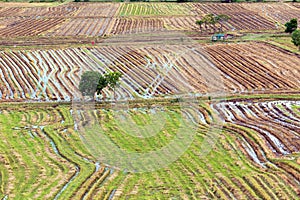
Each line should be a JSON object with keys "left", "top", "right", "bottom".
{"left": 0, "top": 42, "right": 299, "bottom": 102}
{"left": 117, "top": 3, "right": 192, "bottom": 17}
{"left": 1, "top": 97, "right": 300, "bottom": 199}
{"left": 0, "top": 2, "right": 297, "bottom": 38}
{"left": 1, "top": 1, "right": 300, "bottom": 200}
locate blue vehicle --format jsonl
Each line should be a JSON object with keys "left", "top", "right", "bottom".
{"left": 211, "top": 33, "right": 234, "bottom": 42}
{"left": 211, "top": 33, "right": 225, "bottom": 42}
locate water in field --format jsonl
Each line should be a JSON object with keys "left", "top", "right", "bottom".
{"left": 1, "top": 100, "right": 300, "bottom": 199}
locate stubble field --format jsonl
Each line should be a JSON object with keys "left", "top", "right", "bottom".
{"left": 0, "top": 1, "right": 300, "bottom": 200}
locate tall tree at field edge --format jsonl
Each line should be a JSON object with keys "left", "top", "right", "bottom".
{"left": 292, "top": 29, "right": 300, "bottom": 51}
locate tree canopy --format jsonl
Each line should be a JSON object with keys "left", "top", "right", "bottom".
{"left": 285, "top": 18, "right": 298, "bottom": 33}
{"left": 79, "top": 71, "right": 101, "bottom": 98}
{"left": 196, "top": 14, "right": 230, "bottom": 33}
{"left": 96, "top": 74, "right": 108, "bottom": 95}
{"left": 195, "top": 20, "right": 204, "bottom": 32}
{"left": 105, "top": 71, "right": 123, "bottom": 92}
{"left": 79, "top": 71, "right": 122, "bottom": 100}
{"left": 292, "top": 29, "right": 300, "bottom": 50}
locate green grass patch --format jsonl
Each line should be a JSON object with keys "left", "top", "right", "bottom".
{"left": 236, "top": 33, "right": 300, "bottom": 54}
{"left": 117, "top": 2, "right": 191, "bottom": 16}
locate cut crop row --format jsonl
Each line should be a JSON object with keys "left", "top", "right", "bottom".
{"left": 1, "top": 42, "right": 300, "bottom": 101}
{"left": 242, "top": 3, "right": 300, "bottom": 27}
{"left": 163, "top": 16, "right": 231, "bottom": 32}
{"left": 192, "top": 3, "right": 247, "bottom": 13}
{"left": 97, "top": 103, "right": 299, "bottom": 199}
{"left": 204, "top": 42, "right": 300, "bottom": 93}
{"left": 0, "top": 108, "right": 74, "bottom": 199}
{"left": 110, "top": 18, "right": 164, "bottom": 35}
{"left": 1, "top": 101, "right": 300, "bottom": 199}
{"left": 213, "top": 100, "right": 300, "bottom": 158}
{"left": 291, "top": 3, "right": 300, "bottom": 9}
{"left": 0, "top": 49, "right": 91, "bottom": 101}
{"left": 88, "top": 45, "right": 220, "bottom": 99}
{"left": 0, "top": 18, "right": 65, "bottom": 37}
{"left": 49, "top": 18, "right": 114, "bottom": 37}
{"left": 73, "top": 3, "right": 120, "bottom": 17}
{"left": 192, "top": 3, "right": 276, "bottom": 31}
{"left": 0, "top": 106, "right": 116, "bottom": 199}
{"left": 19, "top": 5, "right": 79, "bottom": 17}
{"left": 118, "top": 3, "right": 191, "bottom": 17}
{"left": 0, "top": 7, "right": 24, "bottom": 17}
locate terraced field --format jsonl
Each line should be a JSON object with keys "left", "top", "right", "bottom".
{"left": 110, "top": 18, "right": 165, "bottom": 35}
{"left": 0, "top": 7, "right": 24, "bottom": 17}
{"left": 242, "top": 3, "right": 300, "bottom": 28}
{"left": 0, "top": 4, "right": 79, "bottom": 17}
{"left": 73, "top": 3, "right": 119, "bottom": 17}
{"left": 18, "top": 5, "right": 79, "bottom": 17}
{"left": 1, "top": 2, "right": 300, "bottom": 200}
{"left": 163, "top": 16, "right": 200, "bottom": 31}
{"left": 0, "top": 2, "right": 298, "bottom": 38}
{"left": 214, "top": 99, "right": 300, "bottom": 156}
{"left": 203, "top": 42, "right": 300, "bottom": 93}
{"left": 0, "top": 104, "right": 113, "bottom": 199}
{"left": 192, "top": 3, "right": 276, "bottom": 31}
{"left": 1, "top": 97, "right": 300, "bottom": 199}
{"left": 0, "top": 42, "right": 299, "bottom": 101}
{"left": 0, "top": 44, "right": 218, "bottom": 101}
{"left": 50, "top": 18, "right": 115, "bottom": 37}
{"left": 117, "top": 3, "right": 191, "bottom": 17}
{"left": 0, "top": 18, "right": 65, "bottom": 37}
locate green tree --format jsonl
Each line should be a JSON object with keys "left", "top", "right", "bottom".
{"left": 200, "top": 15, "right": 207, "bottom": 31}
{"left": 79, "top": 71, "right": 102, "bottom": 100}
{"left": 292, "top": 29, "right": 300, "bottom": 50}
{"left": 204, "top": 14, "right": 215, "bottom": 33}
{"left": 96, "top": 74, "right": 108, "bottom": 96}
{"left": 105, "top": 72, "right": 123, "bottom": 100}
{"left": 199, "top": 14, "right": 227, "bottom": 33}
{"left": 79, "top": 71, "right": 122, "bottom": 101}
{"left": 196, "top": 20, "right": 203, "bottom": 32}
{"left": 210, "top": 15, "right": 218, "bottom": 33}
{"left": 285, "top": 18, "right": 298, "bottom": 33}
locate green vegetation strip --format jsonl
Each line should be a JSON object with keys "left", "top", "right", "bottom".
{"left": 0, "top": 96, "right": 299, "bottom": 199}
